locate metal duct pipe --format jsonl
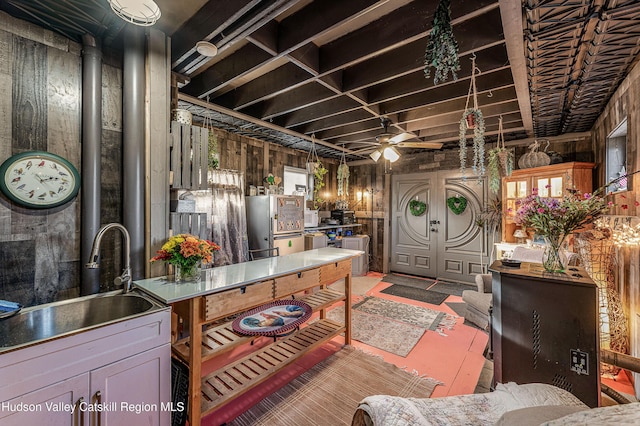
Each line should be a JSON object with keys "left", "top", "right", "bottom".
{"left": 80, "top": 34, "right": 102, "bottom": 295}
{"left": 122, "top": 25, "right": 146, "bottom": 280}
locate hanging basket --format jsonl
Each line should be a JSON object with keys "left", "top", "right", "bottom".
{"left": 306, "top": 162, "right": 320, "bottom": 174}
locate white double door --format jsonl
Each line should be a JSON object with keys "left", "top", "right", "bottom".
{"left": 390, "top": 170, "right": 488, "bottom": 283}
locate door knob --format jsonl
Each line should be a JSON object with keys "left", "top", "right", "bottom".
{"left": 430, "top": 227, "right": 438, "bottom": 232}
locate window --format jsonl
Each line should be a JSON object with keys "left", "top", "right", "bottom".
{"left": 606, "top": 118, "right": 628, "bottom": 194}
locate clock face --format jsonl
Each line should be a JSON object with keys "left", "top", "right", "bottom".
{"left": 0, "top": 151, "right": 81, "bottom": 209}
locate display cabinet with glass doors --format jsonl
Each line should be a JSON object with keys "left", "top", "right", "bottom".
{"left": 501, "top": 162, "right": 595, "bottom": 243}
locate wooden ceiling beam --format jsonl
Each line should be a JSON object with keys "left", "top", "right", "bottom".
{"left": 401, "top": 85, "right": 516, "bottom": 124}
{"left": 171, "top": 0, "right": 260, "bottom": 65}
{"left": 183, "top": 43, "right": 274, "bottom": 98}
{"left": 213, "top": 63, "right": 314, "bottom": 110}
{"left": 320, "top": 0, "right": 498, "bottom": 72}
{"left": 376, "top": 68, "right": 514, "bottom": 114}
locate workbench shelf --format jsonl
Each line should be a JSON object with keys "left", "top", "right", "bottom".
{"left": 171, "top": 288, "right": 345, "bottom": 364}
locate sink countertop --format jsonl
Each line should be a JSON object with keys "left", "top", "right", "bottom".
{"left": 134, "top": 247, "right": 364, "bottom": 304}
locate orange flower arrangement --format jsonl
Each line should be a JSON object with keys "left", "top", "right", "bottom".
{"left": 150, "top": 234, "right": 220, "bottom": 271}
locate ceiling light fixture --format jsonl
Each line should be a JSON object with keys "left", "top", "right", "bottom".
{"left": 108, "top": 0, "right": 161, "bottom": 26}
{"left": 369, "top": 150, "right": 382, "bottom": 162}
{"left": 383, "top": 146, "right": 400, "bottom": 162}
{"left": 196, "top": 41, "right": 218, "bottom": 57}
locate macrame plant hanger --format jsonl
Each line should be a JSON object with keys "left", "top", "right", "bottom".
{"left": 464, "top": 55, "right": 480, "bottom": 128}
{"left": 337, "top": 148, "right": 349, "bottom": 210}
{"left": 306, "top": 134, "right": 320, "bottom": 174}
{"left": 459, "top": 54, "right": 486, "bottom": 177}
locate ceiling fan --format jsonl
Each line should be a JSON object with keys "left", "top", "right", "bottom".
{"left": 352, "top": 118, "right": 443, "bottom": 162}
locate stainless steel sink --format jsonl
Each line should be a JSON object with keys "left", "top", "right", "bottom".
{"left": 0, "top": 291, "right": 166, "bottom": 351}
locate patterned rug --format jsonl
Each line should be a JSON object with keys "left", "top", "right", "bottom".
{"left": 354, "top": 297, "right": 457, "bottom": 336}
{"left": 380, "top": 284, "right": 449, "bottom": 305}
{"left": 229, "top": 346, "right": 440, "bottom": 426}
{"left": 326, "top": 306, "right": 425, "bottom": 357}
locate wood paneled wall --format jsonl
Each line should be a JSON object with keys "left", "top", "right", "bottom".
{"left": 591, "top": 57, "right": 640, "bottom": 396}
{"left": 0, "top": 12, "right": 123, "bottom": 306}
{"left": 210, "top": 127, "right": 339, "bottom": 204}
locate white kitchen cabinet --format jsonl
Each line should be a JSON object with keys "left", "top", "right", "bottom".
{"left": 0, "top": 308, "right": 171, "bottom": 426}
{"left": 0, "top": 374, "right": 88, "bottom": 425}
{"left": 90, "top": 345, "right": 170, "bottom": 426}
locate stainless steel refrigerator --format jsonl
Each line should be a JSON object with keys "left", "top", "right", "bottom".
{"left": 245, "top": 195, "right": 305, "bottom": 258}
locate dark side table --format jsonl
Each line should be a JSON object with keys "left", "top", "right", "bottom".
{"left": 489, "top": 260, "right": 600, "bottom": 407}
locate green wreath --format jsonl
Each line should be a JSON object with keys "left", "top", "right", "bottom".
{"left": 409, "top": 199, "right": 427, "bottom": 216}
{"left": 446, "top": 196, "right": 467, "bottom": 215}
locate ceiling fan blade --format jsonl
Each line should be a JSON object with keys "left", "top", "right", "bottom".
{"left": 396, "top": 141, "right": 444, "bottom": 149}
{"left": 389, "top": 132, "right": 418, "bottom": 144}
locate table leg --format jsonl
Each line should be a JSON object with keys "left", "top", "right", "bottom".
{"left": 188, "top": 297, "right": 203, "bottom": 426}
{"left": 345, "top": 271, "right": 352, "bottom": 345}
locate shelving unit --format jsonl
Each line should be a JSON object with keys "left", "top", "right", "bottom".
{"left": 304, "top": 223, "right": 362, "bottom": 232}
{"left": 134, "top": 248, "right": 360, "bottom": 426}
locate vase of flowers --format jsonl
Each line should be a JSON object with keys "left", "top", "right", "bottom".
{"left": 150, "top": 234, "right": 220, "bottom": 282}
{"left": 515, "top": 186, "right": 611, "bottom": 272}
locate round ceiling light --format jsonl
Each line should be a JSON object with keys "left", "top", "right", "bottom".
{"left": 108, "top": 0, "right": 161, "bottom": 26}
{"left": 196, "top": 41, "right": 218, "bottom": 57}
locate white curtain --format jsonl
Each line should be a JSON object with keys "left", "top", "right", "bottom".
{"left": 208, "top": 170, "right": 249, "bottom": 266}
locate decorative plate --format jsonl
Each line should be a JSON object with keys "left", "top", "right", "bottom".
{"left": 232, "top": 300, "right": 312, "bottom": 337}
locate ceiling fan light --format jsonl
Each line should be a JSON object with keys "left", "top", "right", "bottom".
{"left": 383, "top": 146, "right": 400, "bottom": 162}
{"left": 369, "top": 150, "right": 382, "bottom": 162}
{"left": 108, "top": 0, "right": 161, "bottom": 26}
{"left": 196, "top": 41, "right": 218, "bottom": 57}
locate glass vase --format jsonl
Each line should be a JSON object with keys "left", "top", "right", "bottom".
{"left": 542, "top": 236, "right": 566, "bottom": 273}
{"left": 175, "top": 261, "right": 201, "bottom": 283}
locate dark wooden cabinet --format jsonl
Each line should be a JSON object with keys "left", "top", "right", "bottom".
{"left": 490, "top": 261, "right": 600, "bottom": 407}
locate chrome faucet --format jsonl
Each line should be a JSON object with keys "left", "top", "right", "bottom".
{"left": 86, "top": 223, "right": 132, "bottom": 294}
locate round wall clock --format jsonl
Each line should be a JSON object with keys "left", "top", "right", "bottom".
{"left": 0, "top": 151, "right": 81, "bottom": 209}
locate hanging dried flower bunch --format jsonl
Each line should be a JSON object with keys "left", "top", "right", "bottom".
{"left": 424, "top": 0, "right": 460, "bottom": 85}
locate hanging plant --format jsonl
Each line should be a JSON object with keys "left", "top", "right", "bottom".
{"left": 447, "top": 196, "right": 468, "bottom": 215}
{"left": 424, "top": 0, "right": 460, "bottom": 85}
{"left": 459, "top": 109, "right": 485, "bottom": 176}
{"left": 208, "top": 132, "right": 220, "bottom": 170}
{"left": 459, "top": 55, "right": 485, "bottom": 177}
{"left": 337, "top": 162, "right": 349, "bottom": 197}
{"left": 409, "top": 199, "right": 427, "bottom": 216}
{"left": 313, "top": 165, "right": 328, "bottom": 210}
{"left": 487, "top": 116, "right": 514, "bottom": 193}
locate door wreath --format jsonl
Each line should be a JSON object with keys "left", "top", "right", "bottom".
{"left": 409, "top": 199, "right": 427, "bottom": 216}
{"left": 447, "top": 196, "right": 467, "bottom": 215}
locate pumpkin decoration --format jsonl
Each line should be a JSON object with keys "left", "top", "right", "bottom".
{"left": 517, "top": 140, "right": 550, "bottom": 169}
